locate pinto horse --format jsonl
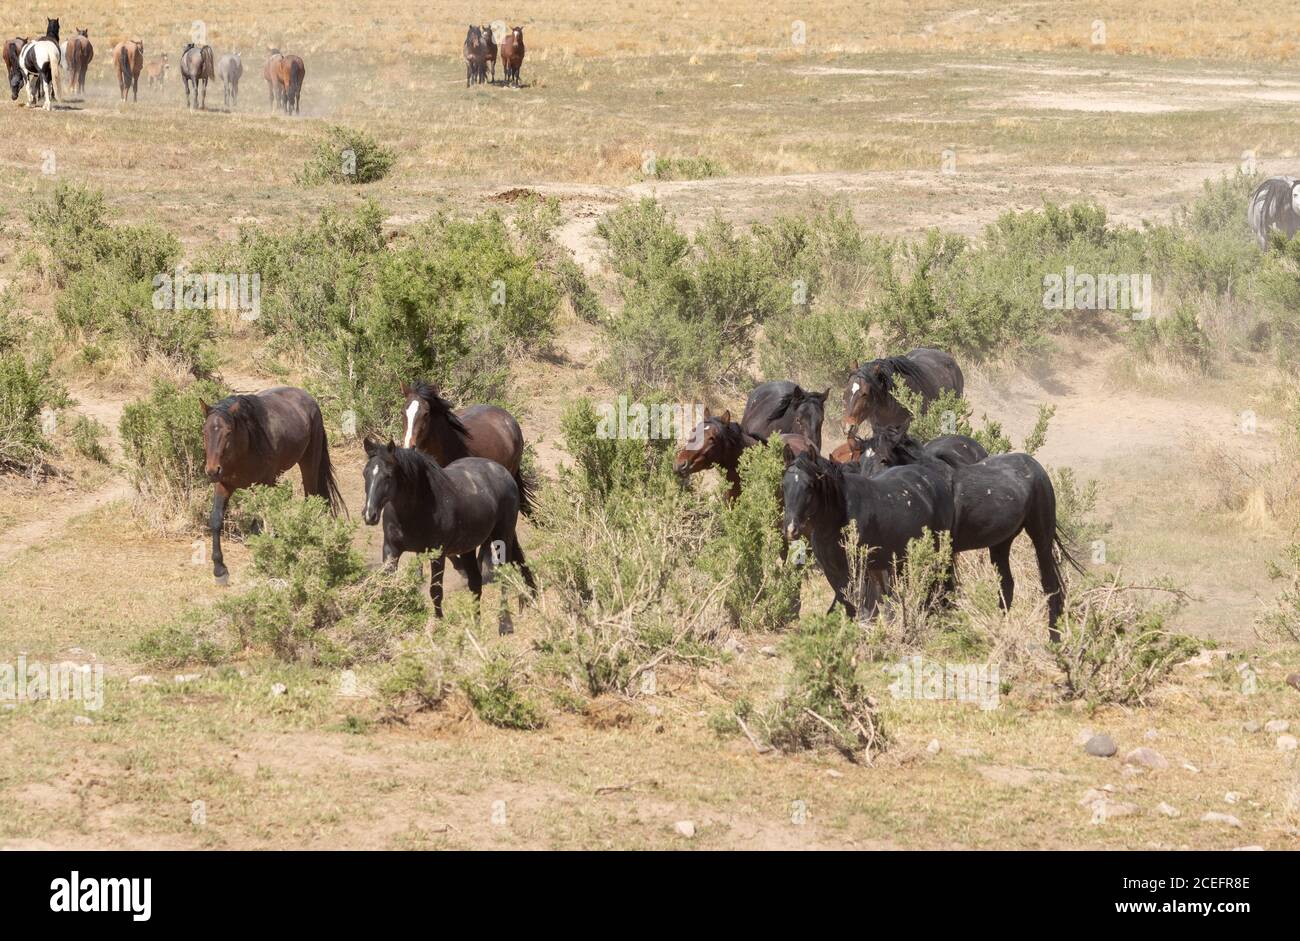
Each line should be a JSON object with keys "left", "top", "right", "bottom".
{"left": 783, "top": 451, "right": 954, "bottom": 619}
{"left": 500, "top": 26, "right": 524, "bottom": 87}
{"left": 852, "top": 435, "right": 1079, "bottom": 639}
{"left": 112, "top": 40, "right": 143, "bottom": 102}
{"left": 740, "top": 381, "right": 828, "bottom": 450}
{"left": 200, "top": 387, "right": 345, "bottom": 584}
{"left": 362, "top": 439, "right": 535, "bottom": 634}
{"left": 181, "top": 42, "right": 214, "bottom": 109}
{"left": 65, "top": 28, "right": 91, "bottom": 95}
{"left": 463, "top": 25, "right": 486, "bottom": 86}
{"left": 842, "top": 347, "right": 964, "bottom": 435}
{"left": 674, "top": 408, "right": 816, "bottom": 501}
{"left": 18, "top": 37, "right": 63, "bottom": 110}
{"left": 400, "top": 382, "right": 532, "bottom": 514}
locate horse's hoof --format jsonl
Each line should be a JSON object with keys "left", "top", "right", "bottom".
{"left": 214, "top": 573, "right": 229, "bottom": 586}
{"left": 498, "top": 612, "right": 514, "bottom": 636}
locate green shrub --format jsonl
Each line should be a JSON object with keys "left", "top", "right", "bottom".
{"left": 461, "top": 653, "right": 545, "bottom": 730}
{"left": 644, "top": 154, "right": 724, "bottom": 181}
{"left": 0, "top": 350, "right": 68, "bottom": 471}
{"left": 703, "top": 436, "right": 802, "bottom": 632}
{"left": 558, "top": 396, "right": 676, "bottom": 500}
{"left": 297, "top": 125, "right": 396, "bottom": 185}
{"left": 118, "top": 377, "right": 227, "bottom": 522}
{"left": 1258, "top": 542, "right": 1300, "bottom": 644}
{"left": 131, "top": 620, "right": 226, "bottom": 667}
{"left": 68, "top": 414, "right": 108, "bottom": 463}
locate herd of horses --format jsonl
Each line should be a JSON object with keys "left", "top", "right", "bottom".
{"left": 199, "top": 349, "right": 1079, "bottom": 640}
{"left": 463, "top": 25, "right": 525, "bottom": 87}
{"left": 2, "top": 18, "right": 304, "bottom": 112}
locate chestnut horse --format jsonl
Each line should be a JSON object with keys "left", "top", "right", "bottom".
{"left": 65, "top": 28, "right": 91, "bottom": 95}
{"left": 146, "top": 52, "right": 167, "bottom": 89}
{"left": 273, "top": 54, "right": 304, "bottom": 113}
{"left": 263, "top": 48, "right": 282, "bottom": 109}
{"left": 112, "top": 39, "right": 143, "bottom": 102}
{"left": 674, "top": 408, "right": 816, "bottom": 501}
{"left": 200, "top": 387, "right": 344, "bottom": 584}
{"left": 500, "top": 26, "right": 524, "bottom": 87}
{"left": 400, "top": 382, "right": 532, "bottom": 514}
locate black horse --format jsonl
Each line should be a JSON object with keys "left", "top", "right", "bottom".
{"left": 854, "top": 425, "right": 988, "bottom": 476}
{"left": 861, "top": 435, "right": 1079, "bottom": 639}
{"left": 783, "top": 451, "right": 954, "bottom": 619}
{"left": 842, "top": 347, "right": 964, "bottom": 435}
{"left": 741, "top": 381, "right": 829, "bottom": 450}
{"left": 362, "top": 438, "right": 533, "bottom": 634}
{"left": 1248, "top": 176, "right": 1300, "bottom": 249}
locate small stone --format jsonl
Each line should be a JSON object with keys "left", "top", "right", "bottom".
{"left": 1201, "top": 811, "right": 1242, "bottom": 828}
{"left": 1123, "top": 747, "right": 1169, "bottom": 769}
{"left": 174, "top": 674, "right": 201, "bottom": 683}
{"left": 674, "top": 820, "right": 696, "bottom": 838}
{"left": 1156, "top": 802, "right": 1180, "bottom": 818}
{"left": 1182, "top": 762, "right": 1200, "bottom": 773}
{"left": 270, "top": 683, "right": 288, "bottom": 697}
{"left": 722, "top": 637, "right": 745, "bottom": 655}
{"left": 1078, "top": 788, "right": 1110, "bottom": 807}
{"left": 1242, "top": 720, "right": 1262, "bottom": 733}
{"left": 1144, "top": 729, "right": 1160, "bottom": 741}
{"left": 759, "top": 646, "right": 778, "bottom": 658}
{"left": 1085, "top": 734, "right": 1117, "bottom": 758}
{"left": 72, "top": 715, "right": 93, "bottom": 726}
{"left": 1277, "top": 735, "right": 1298, "bottom": 751}
{"left": 1224, "top": 792, "right": 1241, "bottom": 804}
{"left": 1286, "top": 673, "right": 1300, "bottom": 693}
{"left": 1264, "top": 719, "right": 1290, "bottom": 734}
{"left": 926, "top": 739, "right": 941, "bottom": 754}
{"left": 825, "top": 769, "right": 843, "bottom": 779}
{"left": 1090, "top": 799, "right": 1138, "bottom": 822}
{"left": 129, "top": 674, "right": 155, "bottom": 685}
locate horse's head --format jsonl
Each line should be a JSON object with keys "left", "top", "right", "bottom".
{"left": 773, "top": 385, "right": 827, "bottom": 444}
{"left": 399, "top": 381, "right": 465, "bottom": 451}
{"left": 843, "top": 359, "right": 894, "bottom": 434}
{"left": 199, "top": 398, "right": 239, "bottom": 482}
{"left": 45, "top": 18, "right": 59, "bottom": 41}
{"left": 855, "top": 425, "right": 910, "bottom": 477}
{"left": 1290, "top": 180, "right": 1300, "bottom": 215}
{"left": 674, "top": 408, "right": 731, "bottom": 477}
{"left": 512, "top": 27, "right": 524, "bottom": 42}
{"left": 783, "top": 451, "right": 836, "bottom": 541}
{"left": 77, "top": 28, "right": 88, "bottom": 38}
{"left": 361, "top": 437, "right": 400, "bottom": 525}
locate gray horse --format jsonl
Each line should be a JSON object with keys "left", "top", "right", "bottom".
{"left": 217, "top": 51, "right": 242, "bottom": 108}
{"left": 180, "top": 42, "right": 214, "bottom": 110}
{"left": 1248, "top": 176, "right": 1300, "bottom": 249}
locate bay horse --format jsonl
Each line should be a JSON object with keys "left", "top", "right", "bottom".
{"left": 3, "top": 37, "right": 27, "bottom": 101}
{"left": 200, "top": 387, "right": 344, "bottom": 584}
{"left": 263, "top": 48, "right": 282, "bottom": 109}
{"left": 65, "top": 28, "right": 91, "bottom": 95}
{"left": 833, "top": 425, "right": 987, "bottom": 472}
{"left": 481, "top": 25, "right": 497, "bottom": 84}
{"left": 217, "top": 52, "right": 242, "bottom": 108}
{"left": 500, "top": 26, "right": 524, "bottom": 87}
{"left": 740, "top": 381, "right": 829, "bottom": 450}
{"left": 842, "top": 347, "right": 964, "bottom": 435}
{"left": 112, "top": 40, "right": 143, "bottom": 102}
{"left": 362, "top": 438, "right": 535, "bottom": 634}
{"left": 862, "top": 434, "right": 1080, "bottom": 640}
{"left": 783, "top": 451, "right": 954, "bottom": 619}
{"left": 180, "top": 42, "right": 214, "bottom": 110}
{"left": 275, "top": 54, "right": 304, "bottom": 113}
{"left": 463, "top": 25, "right": 486, "bottom": 86}
{"left": 674, "top": 408, "right": 816, "bottom": 501}
{"left": 400, "top": 382, "right": 532, "bottom": 514}
{"left": 18, "top": 36, "right": 63, "bottom": 110}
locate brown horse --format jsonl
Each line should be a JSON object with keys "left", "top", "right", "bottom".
{"left": 146, "top": 52, "right": 167, "bottom": 89}
{"left": 263, "top": 48, "right": 282, "bottom": 109}
{"left": 481, "top": 25, "right": 497, "bottom": 84}
{"left": 842, "top": 347, "right": 964, "bottom": 436}
{"left": 273, "top": 54, "right": 304, "bottom": 113}
{"left": 112, "top": 40, "right": 143, "bottom": 102}
{"left": 500, "top": 26, "right": 524, "bottom": 87}
{"left": 400, "top": 382, "right": 532, "bottom": 513}
{"left": 180, "top": 42, "right": 214, "bottom": 109}
{"left": 200, "top": 387, "right": 345, "bottom": 584}
{"left": 674, "top": 408, "right": 817, "bottom": 501}
{"left": 463, "top": 25, "right": 486, "bottom": 86}
{"left": 65, "top": 29, "right": 92, "bottom": 95}
{"left": 3, "top": 37, "right": 27, "bottom": 101}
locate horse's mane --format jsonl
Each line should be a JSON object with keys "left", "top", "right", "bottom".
{"left": 855, "top": 354, "right": 926, "bottom": 391}
{"left": 388, "top": 445, "right": 457, "bottom": 528}
{"left": 412, "top": 381, "right": 470, "bottom": 441}
{"left": 210, "top": 394, "right": 275, "bottom": 460}
{"left": 792, "top": 451, "right": 844, "bottom": 497}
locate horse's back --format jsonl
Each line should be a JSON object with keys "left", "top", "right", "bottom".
{"left": 444, "top": 457, "right": 521, "bottom": 542}
{"left": 458, "top": 404, "right": 524, "bottom": 472}
{"left": 948, "top": 452, "right": 1050, "bottom": 549}
{"left": 905, "top": 347, "right": 964, "bottom": 396}
{"left": 740, "top": 380, "right": 795, "bottom": 434}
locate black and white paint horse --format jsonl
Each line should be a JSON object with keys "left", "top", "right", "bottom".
{"left": 18, "top": 36, "right": 63, "bottom": 110}
{"left": 1248, "top": 176, "right": 1300, "bottom": 249}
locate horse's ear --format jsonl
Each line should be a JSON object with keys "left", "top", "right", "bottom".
{"left": 199, "top": 399, "right": 211, "bottom": 417}
{"left": 363, "top": 435, "right": 378, "bottom": 457}
{"left": 702, "top": 406, "right": 711, "bottom": 421}
{"left": 399, "top": 381, "right": 410, "bottom": 396}
{"left": 816, "top": 388, "right": 830, "bottom": 403}
{"left": 851, "top": 359, "right": 858, "bottom": 371}
{"left": 720, "top": 409, "right": 731, "bottom": 424}
{"left": 386, "top": 439, "right": 397, "bottom": 454}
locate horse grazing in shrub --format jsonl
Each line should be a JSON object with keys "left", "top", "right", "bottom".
{"left": 199, "top": 387, "right": 345, "bottom": 584}
{"left": 362, "top": 438, "right": 534, "bottom": 635}
{"left": 842, "top": 347, "right": 964, "bottom": 435}
{"left": 674, "top": 408, "right": 816, "bottom": 501}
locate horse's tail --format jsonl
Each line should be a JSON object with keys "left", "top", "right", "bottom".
{"left": 48, "top": 43, "right": 64, "bottom": 101}
{"left": 314, "top": 417, "right": 347, "bottom": 518}
{"left": 514, "top": 465, "right": 536, "bottom": 517}
{"left": 1053, "top": 523, "right": 1085, "bottom": 575}
{"left": 116, "top": 43, "right": 128, "bottom": 83}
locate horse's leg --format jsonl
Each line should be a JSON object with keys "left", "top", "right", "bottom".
{"left": 989, "top": 538, "right": 1015, "bottom": 612}
{"left": 461, "top": 550, "right": 484, "bottom": 617}
{"left": 429, "top": 552, "right": 446, "bottom": 617}
{"left": 210, "top": 483, "right": 230, "bottom": 584}
{"left": 1028, "top": 526, "right": 1065, "bottom": 643}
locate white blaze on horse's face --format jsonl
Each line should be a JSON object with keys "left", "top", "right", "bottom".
{"left": 403, "top": 399, "right": 420, "bottom": 448}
